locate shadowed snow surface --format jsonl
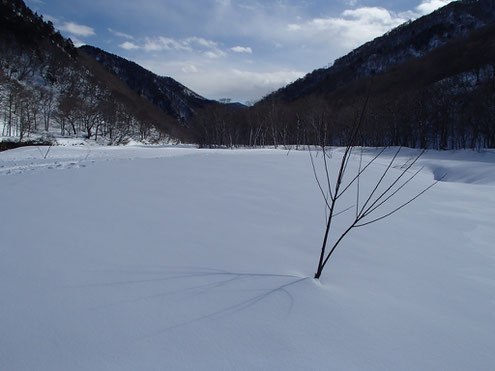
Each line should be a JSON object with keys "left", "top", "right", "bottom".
{"left": 0, "top": 145, "right": 494, "bottom": 370}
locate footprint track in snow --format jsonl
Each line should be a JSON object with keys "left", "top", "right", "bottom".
{"left": 0, "top": 160, "right": 91, "bottom": 176}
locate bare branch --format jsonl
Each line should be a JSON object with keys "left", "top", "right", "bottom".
{"left": 336, "top": 147, "right": 387, "bottom": 199}
{"left": 357, "top": 146, "right": 402, "bottom": 217}
{"left": 356, "top": 148, "right": 363, "bottom": 219}
{"left": 355, "top": 176, "right": 444, "bottom": 228}
{"left": 359, "top": 149, "right": 425, "bottom": 218}
{"left": 308, "top": 145, "right": 331, "bottom": 210}
{"left": 319, "top": 222, "right": 356, "bottom": 275}
{"left": 362, "top": 166, "right": 423, "bottom": 218}
{"left": 334, "top": 204, "right": 355, "bottom": 218}
{"left": 322, "top": 146, "right": 335, "bottom": 201}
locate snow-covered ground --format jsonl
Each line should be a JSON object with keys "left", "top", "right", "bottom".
{"left": 1, "top": 145, "right": 494, "bottom": 370}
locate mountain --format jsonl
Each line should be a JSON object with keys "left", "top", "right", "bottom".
{"left": 268, "top": 0, "right": 495, "bottom": 102}
{"left": 79, "top": 46, "right": 213, "bottom": 124}
{"left": 2, "top": 0, "right": 493, "bottom": 149}
{"left": 227, "top": 0, "right": 494, "bottom": 150}
{"left": 0, "top": 0, "right": 190, "bottom": 144}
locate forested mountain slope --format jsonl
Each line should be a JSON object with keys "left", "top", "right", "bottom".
{"left": 268, "top": 0, "right": 495, "bottom": 101}
{"left": 227, "top": 0, "right": 495, "bottom": 150}
{"left": 0, "top": 0, "right": 190, "bottom": 144}
{"left": 80, "top": 45, "right": 213, "bottom": 124}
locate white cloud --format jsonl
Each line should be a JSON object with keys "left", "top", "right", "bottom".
{"left": 136, "top": 58, "right": 304, "bottom": 103}
{"left": 231, "top": 46, "right": 252, "bottom": 54}
{"left": 415, "top": 0, "right": 453, "bottom": 15}
{"left": 204, "top": 50, "right": 226, "bottom": 58}
{"left": 181, "top": 64, "right": 198, "bottom": 73}
{"left": 287, "top": 7, "right": 407, "bottom": 49}
{"left": 143, "top": 36, "right": 191, "bottom": 51}
{"left": 287, "top": 24, "right": 302, "bottom": 31}
{"left": 95, "top": 0, "right": 457, "bottom": 102}
{"left": 142, "top": 39, "right": 163, "bottom": 51}
{"left": 108, "top": 28, "right": 134, "bottom": 40}
{"left": 58, "top": 21, "right": 95, "bottom": 37}
{"left": 230, "top": 68, "right": 303, "bottom": 88}
{"left": 185, "top": 37, "right": 219, "bottom": 50}
{"left": 341, "top": 7, "right": 401, "bottom": 26}
{"left": 69, "top": 37, "right": 85, "bottom": 47}
{"left": 282, "top": 0, "right": 454, "bottom": 53}
{"left": 122, "top": 35, "right": 227, "bottom": 58}
{"left": 42, "top": 14, "right": 58, "bottom": 25}
{"left": 43, "top": 16, "right": 94, "bottom": 44}
{"left": 198, "top": 67, "right": 303, "bottom": 101}
{"left": 119, "top": 41, "right": 140, "bottom": 50}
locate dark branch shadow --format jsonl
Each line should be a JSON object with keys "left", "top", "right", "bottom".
{"left": 141, "top": 276, "right": 308, "bottom": 339}
{"left": 71, "top": 266, "right": 309, "bottom": 339}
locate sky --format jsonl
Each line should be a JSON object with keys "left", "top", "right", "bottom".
{"left": 26, "top": 0, "right": 454, "bottom": 103}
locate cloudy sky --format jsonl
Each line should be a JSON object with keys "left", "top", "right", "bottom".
{"left": 26, "top": 0, "right": 453, "bottom": 103}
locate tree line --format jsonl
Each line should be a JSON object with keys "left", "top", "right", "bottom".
{"left": 191, "top": 64, "right": 495, "bottom": 150}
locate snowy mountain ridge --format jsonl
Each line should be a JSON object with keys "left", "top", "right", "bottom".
{"left": 270, "top": 0, "right": 495, "bottom": 100}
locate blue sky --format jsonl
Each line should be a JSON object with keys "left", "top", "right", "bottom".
{"left": 26, "top": 0, "right": 454, "bottom": 103}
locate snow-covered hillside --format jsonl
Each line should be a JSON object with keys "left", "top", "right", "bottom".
{"left": 0, "top": 145, "right": 494, "bottom": 370}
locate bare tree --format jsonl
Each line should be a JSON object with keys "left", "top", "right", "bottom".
{"left": 56, "top": 94, "right": 81, "bottom": 136}
{"left": 39, "top": 87, "right": 55, "bottom": 132}
{"left": 311, "top": 96, "right": 443, "bottom": 279}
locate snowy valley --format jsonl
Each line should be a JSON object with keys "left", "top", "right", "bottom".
{"left": 2, "top": 0, "right": 495, "bottom": 368}
{"left": 1, "top": 145, "right": 494, "bottom": 370}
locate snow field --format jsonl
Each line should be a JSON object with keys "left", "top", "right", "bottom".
{"left": 0, "top": 145, "right": 494, "bottom": 370}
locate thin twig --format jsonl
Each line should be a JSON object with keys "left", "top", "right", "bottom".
{"left": 322, "top": 146, "right": 335, "bottom": 201}
{"left": 363, "top": 166, "right": 423, "bottom": 217}
{"left": 356, "top": 148, "right": 363, "bottom": 218}
{"left": 334, "top": 204, "right": 355, "bottom": 218}
{"left": 308, "top": 146, "right": 331, "bottom": 210}
{"left": 336, "top": 147, "right": 387, "bottom": 199}
{"left": 360, "top": 149, "right": 425, "bottom": 218}
{"left": 355, "top": 176, "right": 444, "bottom": 227}
{"left": 358, "top": 146, "right": 402, "bottom": 217}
